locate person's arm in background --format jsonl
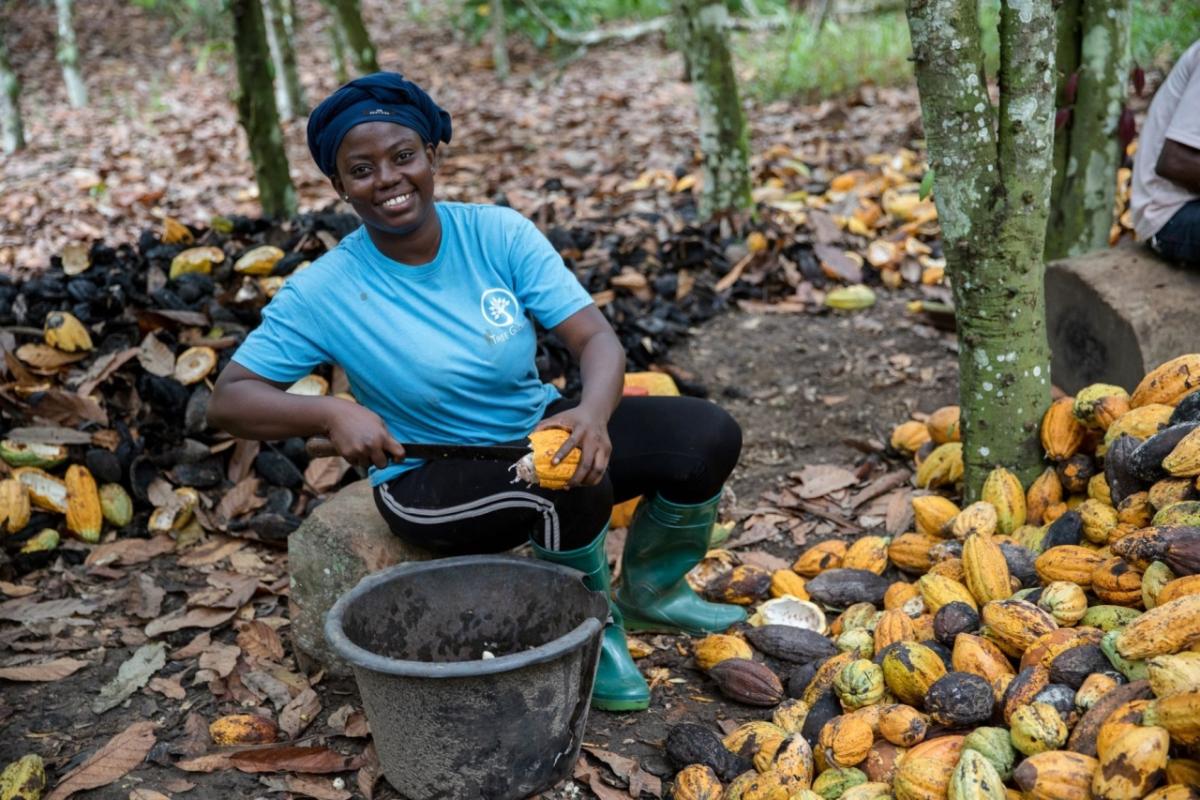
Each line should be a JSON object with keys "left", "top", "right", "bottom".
{"left": 208, "top": 363, "right": 405, "bottom": 469}
{"left": 1157, "top": 139, "right": 1200, "bottom": 193}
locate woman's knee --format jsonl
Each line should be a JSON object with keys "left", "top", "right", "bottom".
{"left": 694, "top": 401, "right": 742, "bottom": 477}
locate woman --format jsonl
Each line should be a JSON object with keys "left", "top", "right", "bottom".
{"left": 207, "top": 73, "right": 745, "bottom": 712}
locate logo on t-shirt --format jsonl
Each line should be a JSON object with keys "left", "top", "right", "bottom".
{"left": 481, "top": 288, "right": 519, "bottom": 327}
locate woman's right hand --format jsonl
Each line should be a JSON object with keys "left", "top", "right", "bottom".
{"left": 324, "top": 399, "right": 406, "bottom": 469}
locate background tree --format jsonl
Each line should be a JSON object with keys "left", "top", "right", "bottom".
{"left": 906, "top": 0, "right": 1057, "bottom": 495}
{"left": 1045, "top": 0, "right": 1132, "bottom": 259}
{"left": 672, "top": 0, "right": 753, "bottom": 218}
{"left": 319, "top": 0, "right": 380, "bottom": 75}
{"left": 0, "top": 30, "right": 23, "bottom": 153}
{"left": 54, "top": 0, "right": 87, "bottom": 107}
{"left": 491, "top": 0, "right": 510, "bottom": 79}
{"left": 229, "top": 0, "right": 297, "bottom": 218}
{"left": 261, "top": 0, "right": 307, "bottom": 121}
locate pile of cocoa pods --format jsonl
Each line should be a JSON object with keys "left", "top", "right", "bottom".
{"left": 666, "top": 354, "right": 1200, "bottom": 800}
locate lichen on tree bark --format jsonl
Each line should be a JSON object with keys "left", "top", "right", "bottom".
{"left": 261, "top": 0, "right": 307, "bottom": 121}
{"left": 1045, "top": 0, "right": 1131, "bottom": 259}
{"left": 673, "top": 0, "right": 753, "bottom": 219}
{"left": 55, "top": 0, "right": 87, "bottom": 108}
{"left": 0, "top": 35, "right": 24, "bottom": 154}
{"left": 907, "top": 0, "right": 1056, "bottom": 496}
{"left": 231, "top": 0, "right": 297, "bottom": 219}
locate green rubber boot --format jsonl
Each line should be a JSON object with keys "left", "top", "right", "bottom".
{"left": 531, "top": 527, "right": 650, "bottom": 712}
{"left": 613, "top": 492, "right": 747, "bottom": 635}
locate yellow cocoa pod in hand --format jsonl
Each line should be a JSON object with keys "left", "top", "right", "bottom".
{"left": 513, "top": 429, "right": 580, "bottom": 490}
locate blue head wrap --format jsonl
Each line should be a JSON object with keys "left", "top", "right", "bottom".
{"left": 306, "top": 73, "right": 452, "bottom": 177}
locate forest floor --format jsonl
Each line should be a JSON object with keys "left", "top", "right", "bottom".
{"left": 1, "top": 2, "right": 961, "bottom": 798}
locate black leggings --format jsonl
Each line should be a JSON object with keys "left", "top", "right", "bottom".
{"left": 373, "top": 396, "right": 741, "bottom": 555}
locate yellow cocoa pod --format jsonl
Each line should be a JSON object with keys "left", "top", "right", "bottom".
{"left": 624, "top": 371, "right": 680, "bottom": 396}
{"left": 1094, "top": 724, "right": 1170, "bottom": 800}
{"left": 1035, "top": 544, "right": 1107, "bottom": 587}
{"left": 1144, "top": 561, "right": 1178, "bottom": 609}
{"left": 1043, "top": 502, "right": 1069, "bottom": 524}
{"left": 811, "top": 768, "right": 869, "bottom": 800}
{"left": 1042, "top": 397, "right": 1086, "bottom": 460}
{"left": 1132, "top": 354, "right": 1200, "bottom": 408}
{"left": 878, "top": 703, "right": 928, "bottom": 747}
{"left": 1075, "top": 383, "right": 1132, "bottom": 429}
{"left": 1009, "top": 702, "right": 1068, "bottom": 756}
{"left": 64, "top": 464, "right": 102, "bottom": 543}
{"left": 723, "top": 720, "right": 788, "bottom": 760}
{"left": 917, "top": 573, "right": 977, "bottom": 613}
{"left": 735, "top": 770, "right": 791, "bottom": 800}
{"left": 1114, "top": 595, "right": 1200, "bottom": 660}
{"left": 915, "top": 442, "right": 963, "bottom": 489}
{"left": 819, "top": 715, "right": 874, "bottom": 768}
{"left": 843, "top": 535, "right": 890, "bottom": 575}
{"left": 43, "top": 310, "right": 93, "bottom": 352}
{"left": 0, "top": 753, "right": 46, "bottom": 800}
{"left": 841, "top": 784, "right": 892, "bottom": 800}
{"left": 888, "top": 533, "right": 940, "bottom": 573}
{"left": 834, "top": 659, "right": 886, "bottom": 711}
{"left": 884, "top": 580, "right": 921, "bottom": 610}
{"left": 693, "top": 633, "right": 753, "bottom": 671}
{"left": 926, "top": 556, "right": 964, "bottom": 582}
{"left": 802, "top": 652, "right": 855, "bottom": 707}
{"left": 1145, "top": 787, "right": 1200, "bottom": 800}
{"left": 949, "top": 501, "right": 998, "bottom": 540}
{"left": 793, "top": 540, "right": 847, "bottom": 577}
{"left": 952, "top": 633, "right": 1015, "bottom": 689}
{"left": 169, "top": 245, "right": 224, "bottom": 279}
{"left": 1076, "top": 672, "right": 1121, "bottom": 710}
{"left": 892, "top": 420, "right": 932, "bottom": 456}
{"left": 233, "top": 244, "right": 284, "bottom": 275}
{"left": 672, "top": 764, "right": 723, "bottom": 800}
{"left": 874, "top": 609, "right": 916, "bottom": 654}
{"left": 892, "top": 756, "right": 954, "bottom": 800}
{"left": 981, "top": 599, "right": 1059, "bottom": 658}
{"left": 209, "top": 713, "right": 278, "bottom": 745}
{"left": 981, "top": 467, "right": 1026, "bottom": 534}
{"left": 1037, "top": 581, "right": 1089, "bottom": 626}
{"left": 1079, "top": 499, "right": 1120, "bottom": 545}
{"left": 1091, "top": 557, "right": 1144, "bottom": 606}
{"left": 515, "top": 429, "right": 580, "bottom": 490}
{"left": 926, "top": 406, "right": 961, "bottom": 444}
{"left": 174, "top": 345, "right": 217, "bottom": 385}
{"left": 1148, "top": 652, "right": 1200, "bottom": 698}
{"left": 1102, "top": 404, "right": 1175, "bottom": 457}
{"left": 1027, "top": 467, "right": 1064, "bottom": 526}
{"left": 1089, "top": 473, "right": 1114, "bottom": 506}
{"left": 912, "top": 495, "right": 960, "bottom": 537}
{"left": 962, "top": 533, "right": 1012, "bottom": 605}
{"left": 1166, "top": 757, "right": 1200, "bottom": 785}
{"left": 0, "top": 478, "right": 31, "bottom": 535}
{"left": 1164, "top": 428, "right": 1200, "bottom": 477}
{"left": 772, "top": 699, "right": 811, "bottom": 734}
{"left": 1149, "top": 478, "right": 1195, "bottom": 511}
{"left": 771, "top": 734, "right": 814, "bottom": 788}
{"left": 769, "top": 569, "right": 809, "bottom": 600}
{"left": 1143, "top": 691, "right": 1200, "bottom": 745}
{"left": 881, "top": 641, "right": 946, "bottom": 706}
{"left": 1157, "top": 574, "right": 1200, "bottom": 606}
{"left": 1014, "top": 750, "right": 1100, "bottom": 800}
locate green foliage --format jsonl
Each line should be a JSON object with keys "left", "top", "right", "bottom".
{"left": 450, "top": 0, "right": 670, "bottom": 48}
{"left": 130, "top": 0, "right": 230, "bottom": 42}
{"left": 1131, "top": 0, "right": 1200, "bottom": 70}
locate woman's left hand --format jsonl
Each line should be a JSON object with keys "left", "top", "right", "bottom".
{"left": 536, "top": 406, "right": 611, "bottom": 488}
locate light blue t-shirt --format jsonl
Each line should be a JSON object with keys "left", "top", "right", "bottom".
{"left": 231, "top": 202, "right": 594, "bottom": 485}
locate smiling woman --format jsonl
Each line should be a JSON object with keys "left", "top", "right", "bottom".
{"left": 204, "top": 72, "right": 746, "bottom": 716}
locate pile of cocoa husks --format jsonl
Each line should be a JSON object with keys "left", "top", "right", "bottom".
{"left": 665, "top": 354, "right": 1200, "bottom": 800}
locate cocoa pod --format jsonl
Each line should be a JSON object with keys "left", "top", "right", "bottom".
{"left": 745, "top": 625, "right": 839, "bottom": 664}
{"left": 1132, "top": 423, "right": 1200, "bottom": 483}
{"left": 805, "top": 569, "right": 890, "bottom": 608}
{"left": 924, "top": 671, "right": 995, "bottom": 728}
{"left": 1170, "top": 389, "right": 1200, "bottom": 424}
{"left": 1107, "top": 434, "right": 1146, "bottom": 506}
{"left": 666, "top": 723, "right": 753, "bottom": 781}
{"left": 708, "top": 659, "right": 785, "bottom": 707}
{"left": 1066, "top": 679, "right": 1153, "bottom": 756}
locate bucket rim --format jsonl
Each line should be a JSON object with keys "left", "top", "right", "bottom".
{"left": 324, "top": 554, "right": 607, "bottom": 678}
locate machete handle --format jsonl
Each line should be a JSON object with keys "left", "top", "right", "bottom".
{"left": 306, "top": 436, "right": 339, "bottom": 459}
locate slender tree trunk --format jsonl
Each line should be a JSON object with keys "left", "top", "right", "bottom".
{"left": 321, "top": 0, "right": 379, "bottom": 75}
{"left": 1045, "top": 0, "right": 1131, "bottom": 259}
{"left": 907, "top": 0, "right": 1057, "bottom": 496}
{"left": 490, "top": 0, "right": 509, "bottom": 80}
{"left": 0, "top": 35, "right": 24, "bottom": 154}
{"left": 54, "top": 0, "right": 87, "bottom": 108}
{"left": 261, "top": 0, "right": 307, "bottom": 121}
{"left": 230, "top": 0, "right": 297, "bottom": 218}
{"left": 327, "top": 15, "right": 350, "bottom": 84}
{"left": 673, "top": 0, "right": 753, "bottom": 219}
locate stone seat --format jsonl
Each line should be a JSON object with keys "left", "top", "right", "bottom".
{"left": 1046, "top": 241, "right": 1200, "bottom": 394}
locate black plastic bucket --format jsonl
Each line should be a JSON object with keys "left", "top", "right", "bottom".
{"left": 324, "top": 554, "right": 609, "bottom": 799}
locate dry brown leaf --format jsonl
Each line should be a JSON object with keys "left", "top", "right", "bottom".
{"left": 16, "top": 343, "right": 90, "bottom": 369}
{"left": 169, "top": 631, "right": 212, "bottom": 660}
{"left": 261, "top": 775, "right": 352, "bottom": 800}
{"left": 303, "top": 456, "right": 351, "bottom": 494}
{"left": 737, "top": 550, "right": 791, "bottom": 573}
{"left": 0, "top": 580, "right": 36, "bottom": 598}
{"left": 572, "top": 757, "right": 631, "bottom": 800}
{"left": 227, "top": 439, "right": 260, "bottom": 484}
{"left": 86, "top": 536, "right": 174, "bottom": 568}
{"left": 73, "top": 346, "right": 139, "bottom": 396}
{"left": 28, "top": 389, "right": 108, "bottom": 426}
{"left": 146, "top": 675, "right": 186, "bottom": 701}
{"left": 188, "top": 572, "right": 258, "bottom": 610}
{"left": 46, "top": 720, "right": 157, "bottom": 800}
{"left": 279, "top": 688, "right": 321, "bottom": 739}
{"left": 216, "top": 476, "right": 267, "bottom": 525}
{"left": 237, "top": 620, "right": 285, "bottom": 664}
{"left": 126, "top": 574, "right": 165, "bottom": 620}
{"left": 228, "top": 746, "right": 357, "bottom": 775}
{"left": 176, "top": 537, "right": 245, "bottom": 567}
{"left": 582, "top": 747, "right": 661, "bottom": 799}
{"left": 173, "top": 753, "right": 234, "bottom": 773}
{"left": 885, "top": 489, "right": 915, "bottom": 534}
{"left": 0, "top": 596, "right": 95, "bottom": 623}
{"left": 356, "top": 743, "right": 381, "bottom": 800}
{"left": 0, "top": 657, "right": 89, "bottom": 682}
{"left": 144, "top": 607, "right": 237, "bottom": 637}
{"left": 197, "top": 642, "right": 240, "bottom": 678}
{"left": 242, "top": 670, "right": 293, "bottom": 709}
{"left": 137, "top": 333, "right": 176, "bottom": 377}
{"left": 794, "top": 464, "right": 860, "bottom": 499}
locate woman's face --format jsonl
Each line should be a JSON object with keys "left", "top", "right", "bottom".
{"left": 332, "top": 122, "right": 438, "bottom": 239}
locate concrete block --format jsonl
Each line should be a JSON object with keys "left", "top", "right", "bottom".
{"left": 1046, "top": 242, "right": 1200, "bottom": 393}
{"left": 289, "top": 480, "right": 433, "bottom": 675}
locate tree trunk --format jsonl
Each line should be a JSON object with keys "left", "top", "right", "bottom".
{"left": 1045, "top": 0, "right": 1131, "bottom": 259}
{"left": 673, "top": 0, "right": 753, "bottom": 219}
{"left": 0, "top": 35, "right": 24, "bottom": 154}
{"left": 321, "top": 0, "right": 379, "bottom": 75}
{"left": 491, "top": 0, "right": 509, "bottom": 80}
{"left": 327, "top": 14, "right": 350, "bottom": 84}
{"left": 230, "top": 0, "right": 297, "bottom": 219}
{"left": 54, "top": 0, "right": 87, "bottom": 108}
{"left": 261, "top": 0, "right": 307, "bottom": 121}
{"left": 907, "top": 0, "right": 1056, "bottom": 496}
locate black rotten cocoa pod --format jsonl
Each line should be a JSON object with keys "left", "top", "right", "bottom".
{"left": 1105, "top": 434, "right": 1144, "bottom": 506}
{"left": 255, "top": 451, "right": 304, "bottom": 489}
{"left": 800, "top": 689, "right": 842, "bottom": 748}
{"left": 170, "top": 457, "right": 225, "bottom": 488}
{"left": 1049, "top": 643, "right": 1110, "bottom": 689}
{"left": 184, "top": 385, "right": 211, "bottom": 435}
{"left": 1043, "top": 510, "right": 1084, "bottom": 549}
{"left": 1170, "top": 390, "right": 1200, "bottom": 425}
{"left": 1056, "top": 454, "right": 1096, "bottom": 495}
{"left": 745, "top": 625, "right": 839, "bottom": 664}
{"left": 786, "top": 661, "right": 821, "bottom": 699}
{"left": 924, "top": 672, "right": 995, "bottom": 727}
{"left": 1034, "top": 683, "right": 1079, "bottom": 725}
{"left": 1131, "top": 424, "right": 1200, "bottom": 483}
{"left": 804, "top": 568, "right": 890, "bottom": 607}
{"left": 665, "top": 723, "right": 752, "bottom": 781}
{"left": 934, "top": 601, "right": 980, "bottom": 646}
{"left": 84, "top": 448, "right": 123, "bottom": 485}
{"left": 999, "top": 542, "right": 1040, "bottom": 588}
